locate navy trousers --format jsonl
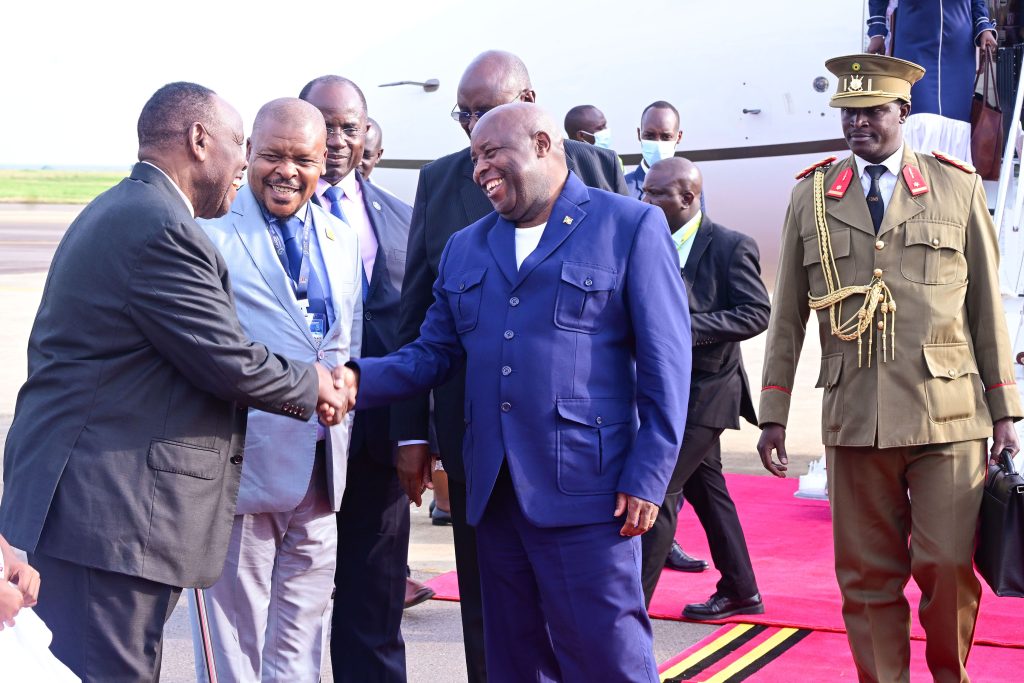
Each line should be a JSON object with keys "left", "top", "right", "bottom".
{"left": 475, "top": 465, "right": 658, "bottom": 683}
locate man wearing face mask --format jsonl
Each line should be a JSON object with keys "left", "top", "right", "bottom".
{"left": 625, "top": 100, "right": 683, "bottom": 200}
{"left": 564, "top": 104, "right": 613, "bottom": 149}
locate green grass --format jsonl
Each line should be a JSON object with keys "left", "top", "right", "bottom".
{"left": 0, "top": 169, "right": 127, "bottom": 204}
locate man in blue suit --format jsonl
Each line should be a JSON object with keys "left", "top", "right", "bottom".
{"left": 298, "top": 74, "right": 416, "bottom": 683}
{"left": 344, "top": 103, "right": 692, "bottom": 682}
{"left": 197, "top": 98, "right": 363, "bottom": 681}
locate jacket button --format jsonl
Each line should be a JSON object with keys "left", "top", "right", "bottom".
{"left": 948, "top": 369, "right": 956, "bottom": 377}
{"left": 509, "top": 296, "right": 520, "bottom": 306}
{"left": 459, "top": 283, "right": 466, "bottom": 291}
{"left": 365, "top": 312, "right": 374, "bottom": 320}
{"left": 504, "top": 330, "right": 514, "bottom": 340}
{"left": 230, "top": 454, "right": 243, "bottom": 465}
{"left": 932, "top": 238, "right": 940, "bottom": 246}
{"left": 317, "top": 350, "right": 325, "bottom": 360}
{"left": 501, "top": 366, "right": 512, "bottom": 376}
{"left": 595, "top": 416, "right": 603, "bottom": 425}
{"left": 876, "top": 321, "right": 884, "bottom": 330}
{"left": 873, "top": 268, "right": 883, "bottom": 278}
{"left": 501, "top": 402, "right": 511, "bottom": 412}
{"left": 584, "top": 278, "right": 593, "bottom": 287}
{"left": 875, "top": 240, "right": 884, "bottom": 250}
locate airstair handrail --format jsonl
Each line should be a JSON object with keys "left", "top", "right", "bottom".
{"left": 993, "top": 51, "right": 1024, "bottom": 231}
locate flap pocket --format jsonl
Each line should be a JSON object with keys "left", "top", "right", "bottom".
{"left": 559, "top": 262, "right": 617, "bottom": 292}
{"left": 147, "top": 439, "right": 220, "bottom": 480}
{"left": 922, "top": 343, "right": 978, "bottom": 380}
{"left": 442, "top": 267, "right": 487, "bottom": 294}
{"left": 814, "top": 353, "right": 844, "bottom": 390}
{"left": 905, "top": 222, "right": 964, "bottom": 253}
{"left": 693, "top": 350, "right": 725, "bottom": 374}
{"left": 803, "top": 229, "right": 850, "bottom": 266}
{"left": 556, "top": 397, "right": 634, "bottom": 428}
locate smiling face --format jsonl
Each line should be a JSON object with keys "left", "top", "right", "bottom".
{"left": 470, "top": 105, "right": 559, "bottom": 227}
{"left": 246, "top": 115, "right": 326, "bottom": 218}
{"left": 302, "top": 80, "right": 367, "bottom": 184}
{"left": 841, "top": 101, "right": 909, "bottom": 163}
{"left": 194, "top": 96, "right": 248, "bottom": 219}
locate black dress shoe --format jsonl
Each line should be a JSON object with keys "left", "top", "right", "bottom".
{"left": 665, "top": 540, "right": 708, "bottom": 572}
{"left": 682, "top": 593, "right": 764, "bottom": 621}
{"left": 431, "top": 502, "right": 453, "bottom": 526}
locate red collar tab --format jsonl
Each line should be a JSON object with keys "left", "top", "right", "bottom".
{"left": 902, "top": 164, "right": 929, "bottom": 196}
{"left": 932, "top": 150, "right": 976, "bottom": 174}
{"left": 795, "top": 155, "right": 838, "bottom": 180}
{"left": 825, "top": 167, "right": 854, "bottom": 199}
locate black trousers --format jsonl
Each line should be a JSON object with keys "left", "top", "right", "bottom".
{"left": 331, "top": 452, "right": 411, "bottom": 683}
{"left": 640, "top": 423, "right": 758, "bottom": 606}
{"left": 450, "top": 478, "right": 488, "bottom": 683}
{"left": 30, "top": 551, "right": 181, "bottom": 682}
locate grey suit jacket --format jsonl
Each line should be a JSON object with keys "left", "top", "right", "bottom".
{"left": 201, "top": 185, "right": 362, "bottom": 514}
{"left": 0, "top": 163, "right": 317, "bottom": 588}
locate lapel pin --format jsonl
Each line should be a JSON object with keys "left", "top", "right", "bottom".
{"left": 563, "top": 216, "right": 573, "bottom": 225}
{"left": 372, "top": 201, "right": 382, "bottom": 211}
{"left": 325, "top": 227, "right": 336, "bottom": 241}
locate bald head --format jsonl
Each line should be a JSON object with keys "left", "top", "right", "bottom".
{"left": 456, "top": 50, "right": 536, "bottom": 137}
{"left": 643, "top": 157, "right": 703, "bottom": 231}
{"left": 564, "top": 105, "right": 607, "bottom": 143}
{"left": 247, "top": 98, "right": 327, "bottom": 219}
{"left": 470, "top": 102, "right": 567, "bottom": 227}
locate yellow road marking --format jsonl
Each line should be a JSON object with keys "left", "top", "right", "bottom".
{"left": 660, "top": 624, "right": 755, "bottom": 680}
{"left": 702, "top": 627, "right": 799, "bottom": 683}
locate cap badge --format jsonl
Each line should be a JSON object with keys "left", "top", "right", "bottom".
{"left": 851, "top": 62, "right": 861, "bottom": 71}
{"left": 848, "top": 74, "right": 864, "bottom": 91}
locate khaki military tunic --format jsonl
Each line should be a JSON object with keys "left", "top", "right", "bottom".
{"left": 760, "top": 148, "right": 1022, "bottom": 442}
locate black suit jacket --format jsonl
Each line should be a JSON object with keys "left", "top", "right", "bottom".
{"left": 0, "top": 163, "right": 317, "bottom": 588}
{"left": 681, "top": 217, "right": 771, "bottom": 429}
{"left": 390, "top": 141, "right": 628, "bottom": 480}
{"left": 347, "top": 177, "right": 413, "bottom": 464}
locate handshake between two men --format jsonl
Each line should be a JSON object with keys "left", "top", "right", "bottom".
{"left": 314, "top": 363, "right": 359, "bottom": 426}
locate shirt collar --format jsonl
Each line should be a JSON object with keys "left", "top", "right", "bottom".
{"left": 259, "top": 200, "right": 310, "bottom": 227}
{"left": 317, "top": 171, "right": 362, "bottom": 202}
{"left": 139, "top": 161, "right": 194, "bottom": 218}
{"left": 853, "top": 144, "right": 904, "bottom": 179}
{"left": 672, "top": 210, "right": 702, "bottom": 246}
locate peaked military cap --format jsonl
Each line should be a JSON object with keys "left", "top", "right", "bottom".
{"left": 825, "top": 54, "right": 926, "bottom": 108}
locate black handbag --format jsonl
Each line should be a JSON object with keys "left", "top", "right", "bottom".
{"left": 975, "top": 448, "right": 1024, "bottom": 597}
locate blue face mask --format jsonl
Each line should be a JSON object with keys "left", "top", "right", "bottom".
{"left": 641, "top": 139, "right": 677, "bottom": 167}
{"left": 590, "top": 128, "right": 613, "bottom": 149}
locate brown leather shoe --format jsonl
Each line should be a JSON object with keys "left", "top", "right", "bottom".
{"left": 404, "top": 578, "right": 435, "bottom": 609}
{"left": 682, "top": 593, "right": 764, "bottom": 621}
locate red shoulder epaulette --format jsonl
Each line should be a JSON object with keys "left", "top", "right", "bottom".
{"left": 901, "top": 164, "right": 929, "bottom": 196}
{"left": 826, "top": 167, "right": 855, "bottom": 198}
{"left": 795, "top": 155, "right": 838, "bottom": 180}
{"left": 932, "top": 150, "right": 976, "bottom": 174}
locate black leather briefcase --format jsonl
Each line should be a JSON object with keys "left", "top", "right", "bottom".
{"left": 975, "top": 448, "right": 1024, "bottom": 598}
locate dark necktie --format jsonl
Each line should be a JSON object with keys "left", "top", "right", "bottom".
{"left": 323, "top": 185, "right": 370, "bottom": 303}
{"left": 865, "top": 165, "right": 887, "bottom": 234}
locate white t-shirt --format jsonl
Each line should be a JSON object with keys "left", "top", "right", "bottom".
{"left": 515, "top": 223, "right": 546, "bottom": 269}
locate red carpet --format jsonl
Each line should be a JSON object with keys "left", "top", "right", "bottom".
{"left": 425, "top": 473, "right": 1024, "bottom": 648}
{"left": 658, "top": 624, "right": 1021, "bottom": 682}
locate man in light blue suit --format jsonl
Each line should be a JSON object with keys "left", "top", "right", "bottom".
{"left": 344, "top": 102, "right": 692, "bottom": 682}
{"left": 195, "top": 98, "right": 362, "bottom": 682}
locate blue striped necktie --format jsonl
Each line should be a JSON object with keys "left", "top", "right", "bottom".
{"left": 323, "top": 184, "right": 369, "bottom": 302}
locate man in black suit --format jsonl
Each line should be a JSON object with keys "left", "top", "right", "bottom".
{"left": 0, "top": 82, "right": 349, "bottom": 681}
{"left": 391, "top": 50, "right": 627, "bottom": 682}
{"left": 638, "top": 157, "right": 770, "bottom": 619}
{"left": 299, "top": 75, "right": 415, "bottom": 683}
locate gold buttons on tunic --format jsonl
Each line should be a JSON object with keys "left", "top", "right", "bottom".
{"left": 873, "top": 268, "right": 883, "bottom": 278}
{"left": 875, "top": 240, "right": 884, "bottom": 250}
{"left": 932, "top": 238, "right": 940, "bottom": 246}
{"left": 948, "top": 369, "right": 956, "bottom": 377}
{"left": 877, "top": 321, "right": 885, "bottom": 330}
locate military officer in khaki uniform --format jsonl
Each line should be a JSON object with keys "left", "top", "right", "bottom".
{"left": 757, "top": 54, "right": 1022, "bottom": 683}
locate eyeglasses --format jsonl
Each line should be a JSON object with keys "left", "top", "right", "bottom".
{"left": 326, "top": 125, "right": 364, "bottom": 140}
{"left": 450, "top": 92, "right": 529, "bottom": 125}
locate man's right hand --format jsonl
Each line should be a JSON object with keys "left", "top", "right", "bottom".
{"left": 757, "top": 423, "right": 789, "bottom": 478}
{"left": 0, "top": 582, "right": 23, "bottom": 629}
{"left": 315, "top": 362, "right": 350, "bottom": 426}
{"left": 867, "top": 36, "right": 885, "bottom": 55}
{"left": 397, "top": 443, "right": 432, "bottom": 506}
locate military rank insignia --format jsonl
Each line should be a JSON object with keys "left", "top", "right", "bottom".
{"left": 795, "top": 155, "right": 838, "bottom": 179}
{"left": 932, "top": 150, "right": 977, "bottom": 174}
{"left": 826, "top": 168, "right": 854, "bottom": 199}
{"left": 901, "top": 165, "right": 929, "bottom": 196}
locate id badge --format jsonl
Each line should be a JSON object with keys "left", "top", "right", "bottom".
{"left": 309, "top": 316, "right": 326, "bottom": 344}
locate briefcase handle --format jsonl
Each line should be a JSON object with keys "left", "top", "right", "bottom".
{"left": 996, "top": 447, "right": 1017, "bottom": 475}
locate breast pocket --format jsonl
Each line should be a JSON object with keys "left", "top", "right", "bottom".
{"left": 803, "top": 229, "right": 856, "bottom": 297}
{"left": 556, "top": 397, "right": 635, "bottom": 495}
{"left": 553, "top": 262, "right": 618, "bottom": 334}
{"left": 900, "top": 222, "right": 966, "bottom": 285}
{"left": 442, "top": 267, "right": 487, "bottom": 334}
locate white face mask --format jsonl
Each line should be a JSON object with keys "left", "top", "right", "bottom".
{"left": 640, "top": 139, "right": 677, "bottom": 167}
{"left": 590, "top": 128, "right": 613, "bottom": 149}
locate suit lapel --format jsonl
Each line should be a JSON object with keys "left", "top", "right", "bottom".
{"left": 682, "top": 219, "right": 713, "bottom": 288}
{"left": 359, "top": 177, "right": 389, "bottom": 302}
{"left": 514, "top": 173, "right": 589, "bottom": 288}
{"left": 486, "top": 216, "right": 519, "bottom": 287}
{"left": 878, "top": 148, "right": 925, "bottom": 236}
{"left": 824, "top": 156, "right": 875, "bottom": 236}
{"left": 233, "top": 187, "right": 315, "bottom": 345}
{"left": 311, "top": 208, "right": 345, "bottom": 340}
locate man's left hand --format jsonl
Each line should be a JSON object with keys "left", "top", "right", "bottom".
{"left": 990, "top": 417, "right": 1020, "bottom": 463}
{"left": 5, "top": 558, "right": 40, "bottom": 607}
{"left": 614, "top": 493, "right": 659, "bottom": 537}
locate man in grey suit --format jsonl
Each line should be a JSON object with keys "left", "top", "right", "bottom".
{"left": 297, "top": 75, "right": 416, "bottom": 683}
{"left": 198, "top": 98, "right": 362, "bottom": 682}
{"left": 0, "top": 83, "right": 349, "bottom": 681}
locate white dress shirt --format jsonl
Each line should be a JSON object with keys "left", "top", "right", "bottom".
{"left": 853, "top": 144, "right": 903, "bottom": 211}
{"left": 317, "top": 173, "right": 377, "bottom": 281}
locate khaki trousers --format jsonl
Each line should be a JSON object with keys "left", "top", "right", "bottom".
{"left": 826, "top": 440, "right": 986, "bottom": 683}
